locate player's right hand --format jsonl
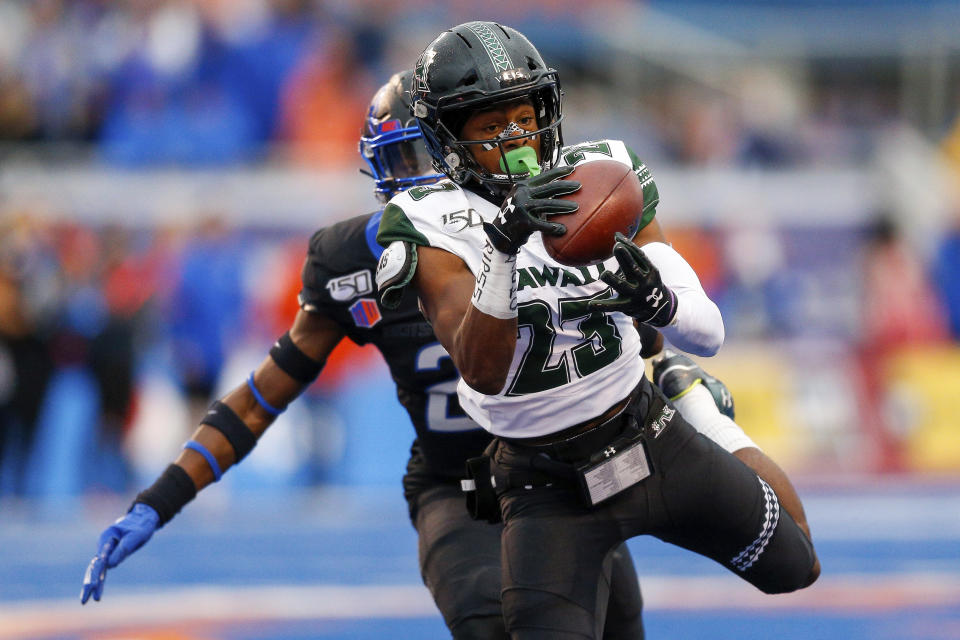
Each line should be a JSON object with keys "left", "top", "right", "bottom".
{"left": 589, "top": 233, "right": 678, "bottom": 327}
{"left": 80, "top": 503, "right": 160, "bottom": 604}
{"left": 482, "top": 165, "right": 580, "bottom": 254}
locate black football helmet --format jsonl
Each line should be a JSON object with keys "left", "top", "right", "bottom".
{"left": 360, "top": 69, "right": 443, "bottom": 202}
{"left": 411, "top": 22, "right": 563, "bottom": 194}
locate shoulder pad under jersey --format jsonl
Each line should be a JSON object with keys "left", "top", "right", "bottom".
{"left": 376, "top": 240, "right": 418, "bottom": 309}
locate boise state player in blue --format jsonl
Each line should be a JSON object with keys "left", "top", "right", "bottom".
{"left": 79, "top": 70, "right": 647, "bottom": 640}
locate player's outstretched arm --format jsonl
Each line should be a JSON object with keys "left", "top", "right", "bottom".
{"left": 80, "top": 309, "right": 344, "bottom": 604}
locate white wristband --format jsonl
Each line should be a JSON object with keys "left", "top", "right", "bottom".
{"left": 471, "top": 239, "right": 518, "bottom": 319}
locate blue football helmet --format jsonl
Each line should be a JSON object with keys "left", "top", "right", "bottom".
{"left": 360, "top": 69, "right": 443, "bottom": 202}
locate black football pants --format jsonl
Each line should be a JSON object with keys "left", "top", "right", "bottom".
{"left": 409, "top": 480, "right": 645, "bottom": 639}
{"left": 492, "top": 383, "right": 817, "bottom": 639}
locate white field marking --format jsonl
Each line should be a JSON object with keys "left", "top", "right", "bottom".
{"left": 1, "top": 585, "right": 438, "bottom": 638}
{"left": 5, "top": 573, "right": 960, "bottom": 638}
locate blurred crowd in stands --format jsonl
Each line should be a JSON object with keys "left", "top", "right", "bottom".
{"left": 0, "top": 0, "right": 381, "bottom": 165}
{"left": 3, "top": 208, "right": 960, "bottom": 493}
{"left": 0, "top": 0, "right": 940, "bottom": 168}
{"left": 1, "top": 0, "right": 960, "bottom": 494}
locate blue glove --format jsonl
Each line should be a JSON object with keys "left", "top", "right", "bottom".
{"left": 80, "top": 503, "right": 159, "bottom": 604}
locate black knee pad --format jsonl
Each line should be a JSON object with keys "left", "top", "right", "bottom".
{"left": 604, "top": 544, "right": 645, "bottom": 640}
{"left": 746, "top": 513, "right": 818, "bottom": 594}
{"left": 503, "top": 587, "right": 597, "bottom": 639}
{"left": 415, "top": 488, "right": 504, "bottom": 631}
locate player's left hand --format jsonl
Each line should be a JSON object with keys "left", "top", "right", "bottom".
{"left": 588, "top": 232, "right": 677, "bottom": 327}
{"left": 80, "top": 503, "right": 159, "bottom": 604}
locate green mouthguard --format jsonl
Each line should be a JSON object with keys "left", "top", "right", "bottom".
{"left": 500, "top": 147, "right": 541, "bottom": 177}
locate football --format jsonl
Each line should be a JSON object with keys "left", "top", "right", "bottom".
{"left": 543, "top": 159, "right": 644, "bottom": 267}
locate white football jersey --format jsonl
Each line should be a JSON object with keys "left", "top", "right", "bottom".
{"left": 377, "top": 140, "right": 660, "bottom": 438}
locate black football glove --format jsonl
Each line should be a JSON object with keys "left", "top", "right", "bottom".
{"left": 588, "top": 232, "right": 677, "bottom": 327}
{"left": 482, "top": 165, "right": 581, "bottom": 254}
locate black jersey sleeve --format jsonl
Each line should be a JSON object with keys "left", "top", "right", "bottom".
{"left": 299, "top": 214, "right": 379, "bottom": 315}
{"left": 298, "top": 227, "right": 338, "bottom": 313}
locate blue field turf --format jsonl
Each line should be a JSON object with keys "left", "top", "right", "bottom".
{"left": 1, "top": 480, "right": 958, "bottom": 639}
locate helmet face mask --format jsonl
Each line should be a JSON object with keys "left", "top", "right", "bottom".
{"left": 412, "top": 22, "right": 564, "bottom": 195}
{"left": 360, "top": 70, "right": 444, "bottom": 203}
{"left": 435, "top": 86, "right": 562, "bottom": 185}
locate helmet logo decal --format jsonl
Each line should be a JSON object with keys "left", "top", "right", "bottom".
{"left": 414, "top": 47, "right": 437, "bottom": 96}
{"left": 499, "top": 67, "right": 531, "bottom": 87}
{"left": 379, "top": 119, "right": 400, "bottom": 133}
{"left": 466, "top": 22, "right": 513, "bottom": 73}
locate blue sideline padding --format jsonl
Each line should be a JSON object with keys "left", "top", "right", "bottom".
{"left": 327, "top": 365, "right": 412, "bottom": 486}
{"left": 23, "top": 367, "right": 99, "bottom": 502}
{"left": 0, "top": 416, "right": 27, "bottom": 495}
